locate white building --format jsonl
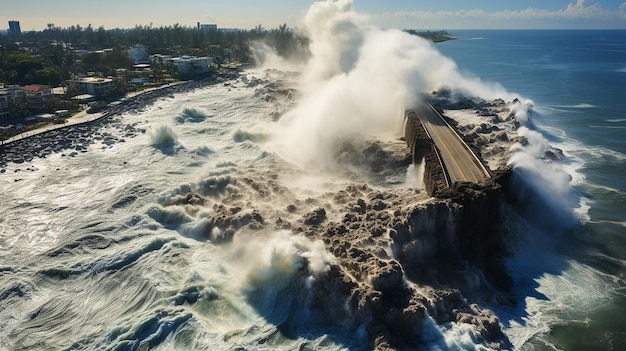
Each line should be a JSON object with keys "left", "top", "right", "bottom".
{"left": 171, "top": 56, "right": 213, "bottom": 77}
{"left": 68, "top": 77, "right": 113, "bottom": 97}
{"left": 0, "top": 84, "right": 24, "bottom": 101}
{"left": 128, "top": 44, "right": 148, "bottom": 64}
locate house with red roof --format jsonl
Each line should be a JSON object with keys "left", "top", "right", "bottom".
{"left": 23, "top": 85, "right": 53, "bottom": 112}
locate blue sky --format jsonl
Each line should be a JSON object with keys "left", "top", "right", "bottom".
{"left": 2, "top": 0, "right": 625, "bottom": 31}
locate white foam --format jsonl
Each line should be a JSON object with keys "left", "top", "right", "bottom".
{"left": 591, "top": 220, "right": 626, "bottom": 228}
{"left": 405, "top": 163, "right": 425, "bottom": 189}
{"left": 235, "top": 230, "right": 335, "bottom": 291}
{"left": 444, "top": 109, "right": 488, "bottom": 127}
{"left": 573, "top": 103, "right": 595, "bottom": 108}
{"left": 421, "top": 315, "right": 495, "bottom": 351}
{"left": 505, "top": 259, "right": 616, "bottom": 349}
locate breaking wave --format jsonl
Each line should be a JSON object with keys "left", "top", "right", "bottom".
{"left": 175, "top": 107, "right": 209, "bottom": 123}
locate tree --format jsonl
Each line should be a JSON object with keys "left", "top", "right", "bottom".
{"left": 25, "top": 69, "right": 63, "bottom": 86}
{"left": 82, "top": 50, "right": 131, "bottom": 76}
{"left": 8, "top": 96, "right": 30, "bottom": 120}
{"left": 45, "top": 97, "right": 79, "bottom": 114}
{"left": 4, "top": 51, "right": 43, "bottom": 84}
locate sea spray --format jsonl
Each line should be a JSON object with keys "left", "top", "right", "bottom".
{"left": 262, "top": 0, "right": 514, "bottom": 175}
{"left": 233, "top": 231, "right": 338, "bottom": 337}
{"left": 238, "top": 231, "right": 335, "bottom": 295}
{"left": 507, "top": 100, "right": 584, "bottom": 229}
{"left": 175, "top": 107, "right": 209, "bottom": 124}
{"left": 405, "top": 162, "right": 426, "bottom": 189}
{"left": 149, "top": 125, "right": 181, "bottom": 154}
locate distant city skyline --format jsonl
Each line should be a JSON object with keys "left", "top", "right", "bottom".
{"left": 2, "top": 0, "right": 625, "bottom": 32}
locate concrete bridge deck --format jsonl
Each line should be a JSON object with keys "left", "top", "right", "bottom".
{"left": 406, "top": 103, "right": 490, "bottom": 188}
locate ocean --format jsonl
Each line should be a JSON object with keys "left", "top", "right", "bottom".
{"left": 0, "top": 8, "right": 625, "bottom": 351}
{"left": 437, "top": 29, "right": 626, "bottom": 351}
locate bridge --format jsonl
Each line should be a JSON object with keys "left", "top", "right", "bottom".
{"left": 405, "top": 102, "right": 490, "bottom": 193}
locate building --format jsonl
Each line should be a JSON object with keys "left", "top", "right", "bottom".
{"left": 8, "top": 20, "right": 21, "bottom": 35}
{"left": 150, "top": 54, "right": 214, "bottom": 78}
{"left": 128, "top": 44, "right": 148, "bottom": 64}
{"left": 171, "top": 56, "right": 212, "bottom": 77}
{"left": 68, "top": 77, "right": 113, "bottom": 97}
{"left": 150, "top": 54, "right": 173, "bottom": 64}
{"left": 0, "top": 84, "right": 24, "bottom": 101}
{"left": 0, "top": 91, "right": 9, "bottom": 123}
{"left": 23, "top": 85, "right": 53, "bottom": 112}
{"left": 197, "top": 22, "right": 217, "bottom": 31}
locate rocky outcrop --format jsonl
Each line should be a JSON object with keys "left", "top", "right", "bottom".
{"left": 394, "top": 169, "right": 515, "bottom": 293}
{"left": 300, "top": 185, "right": 513, "bottom": 350}
{"left": 167, "top": 170, "right": 513, "bottom": 349}
{"left": 404, "top": 104, "right": 516, "bottom": 292}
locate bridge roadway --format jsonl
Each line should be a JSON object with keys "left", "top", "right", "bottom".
{"left": 412, "top": 103, "right": 490, "bottom": 185}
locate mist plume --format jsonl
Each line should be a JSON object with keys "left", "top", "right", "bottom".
{"left": 260, "top": 0, "right": 511, "bottom": 173}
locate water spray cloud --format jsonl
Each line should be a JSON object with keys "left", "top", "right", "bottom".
{"left": 265, "top": 0, "right": 512, "bottom": 171}
{"left": 264, "top": 0, "right": 583, "bottom": 228}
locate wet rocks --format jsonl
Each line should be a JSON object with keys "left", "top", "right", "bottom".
{"left": 303, "top": 207, "right": 327, "bottom": 226}
{"left": 290, "top": 182, "right": 512, "bottom": 349}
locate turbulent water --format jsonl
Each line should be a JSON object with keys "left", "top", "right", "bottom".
{"left": 437, "top": 29, "right": 626, "bottom": 351}
{"left": 1, "top": 2, "right": 625, "bottom": 350}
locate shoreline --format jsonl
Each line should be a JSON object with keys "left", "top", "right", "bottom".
{"left": 0, "top": 71, "right": 240, "bottom": 171}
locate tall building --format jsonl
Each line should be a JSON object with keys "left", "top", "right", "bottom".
{"left": 8, "top": 20, "right": 21, "bottom": 35}
{"left": 197, "top": 22, "right": 217, "bottom": 31}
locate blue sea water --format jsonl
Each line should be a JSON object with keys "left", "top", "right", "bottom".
{"left": 438, "top": 30, "right": 626, "bottom": 350}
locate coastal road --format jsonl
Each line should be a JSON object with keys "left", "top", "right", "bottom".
{"left": 2, "top": 111, "right": 104, "bottom": 145}
{"left": 412, "top": 102, "right": 490, "bottom": 185}
{"left": 2, "top": 82, "right": 184, "bottom": 146}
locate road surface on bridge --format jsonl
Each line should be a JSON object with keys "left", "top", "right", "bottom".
{"left": 412, "top": 103, "right": 490, "bottom": 185}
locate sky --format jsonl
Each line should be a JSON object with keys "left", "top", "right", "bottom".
{"left": 2, "top": 0, "right": 625, "bottom": 31}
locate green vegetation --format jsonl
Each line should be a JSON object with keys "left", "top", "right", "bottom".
{"left": 404, "top": 30, "right": 455, "bottom": 43}
{"left": 0, "top": 23, "right": 307, "bottom": 134}
{"left": 1, "top": 23, "right": 307, "bottom": 71}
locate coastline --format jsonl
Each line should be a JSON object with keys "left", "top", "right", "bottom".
{"left": 0, "top": 71, "right": 240, "bottom": 171}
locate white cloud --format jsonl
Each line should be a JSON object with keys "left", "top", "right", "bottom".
{"left": 379, "top": 1, "right": 626, "bottom": 28}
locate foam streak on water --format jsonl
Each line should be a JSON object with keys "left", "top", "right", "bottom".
{"left": 0, "top": 80, "right": 296, "bottom": 350}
